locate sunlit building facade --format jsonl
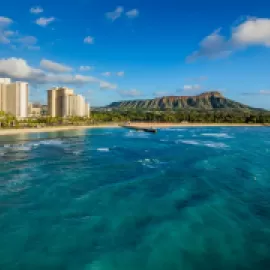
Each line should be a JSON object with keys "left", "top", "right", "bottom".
{"left": 47, "top": 87, "right": 89, "bottom": 117}
{"left": 0, "top": 78, "right": 28, "bottom": 118}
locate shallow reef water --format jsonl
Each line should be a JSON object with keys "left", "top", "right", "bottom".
{"left": 0, "top": 127, "right": 270, "bottom": 269}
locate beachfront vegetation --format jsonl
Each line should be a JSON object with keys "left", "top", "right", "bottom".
{"left": 0, "top": 111, "right": 92, "bottom": 128}
{"left": 1, "top": 109, "right": 270, "bottom": 128}
{"left": 91, "top": 110, "right": 270, "bottom": 124}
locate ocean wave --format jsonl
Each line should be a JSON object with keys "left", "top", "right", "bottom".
{"left": 138, "top": 158, "right": 165, "bottom": 169}
{"left": 39, "top": 139, "right": 63, "bottom": 145}
{"left": 177, "top": 140, "right": 200, "bottom": 145}
{"left": 204, "top": 142, "right": 228, "bottom": 148}
{"left": 73, "top": 150, "right": 83, "bottom": 155}
{"left": 124, "top": 131, "right": 150, "bottom": 138}
{"left": 201, "top": 133, "right": 233, "bottom": 138}
{"left": 97, "top": 148, "right": 110, "bottom": 152}
{"left": 5, "top": 173, "right": 30, "bottom": 194}
{"left": 0, "top": 139, "right": 65, "bottom": 155}
{"left": 12, "top": 145, "right": 32, "bottom": 151}
{"left": 177, "top": 139, "right": 228, "bottom": 149}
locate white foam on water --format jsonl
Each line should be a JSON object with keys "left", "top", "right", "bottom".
{"left": 125, "top": 131, "right": 150, "bottom": 138}
{"left": 138, "top": 158, "right": 166, "bottom": 169}
{"left": 176, "top": 139, "right": 229, "bottom": 149}
{"left": 97, "top": 148, "right": 110, "bottom": 152}
{"left": 73, "top": 150, "right": 83, "bottom": 155}
{"left": 203, "top": 142, "right": 228, "bottom": 148}
{"left": 177, "top": 140, "right": 200, "bottom": 145}
{"left": 12, "top": 145, "right": 32, "bottom": 151}
{"left": 39, "top": 139, "right": 63, "bottom": 145}
{"left": 5, "top": 173, "right": 30, "bottom": 193}
{"left": 201, "top": 133, "right": 233, "bottom": 138}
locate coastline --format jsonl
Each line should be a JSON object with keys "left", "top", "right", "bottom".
{"left": 0, "top": 123, "right": 267, "bottom": 136}
{"left": 0, "top": 125, "right": 119, "bottom": 136}
{"left": 129, "top": 123, "right": 266, "bottom": 128}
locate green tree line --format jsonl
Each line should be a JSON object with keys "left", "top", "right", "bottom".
{"left": 1, "top": 109, "right": 270, "bottom": 128}
{"left": 91, "top": 109, "right": 270, "bottom": 124}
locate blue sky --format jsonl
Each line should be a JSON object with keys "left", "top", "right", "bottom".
{"left": 0, "top": 0, "right": 270, "bottom": 108}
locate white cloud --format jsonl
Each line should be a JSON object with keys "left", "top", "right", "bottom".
{"left": 0, "top": 34, "right": 10, "bottom": 44}
{"left": 118, "top": 89, "right": 142, "bottom": 97}
{"left": 187, "top": 29, "right": 232, "bottom": 62}
{"left": 84, "top": 36, "right": 94, "bottom": 44}
{"left": 40, "top": 59, "right": 73, "bottom": 73}
{"left": 183, "top": 84, "right": 201, "bottom": 91}
{"left": 0, "top": 58, "right": 117, "bottom": 91}
{"left": 79, "top": 66, "right": 93, "bottom": 71}
{"left": 187, "top": 17, "right": 270, "bottom": 62}
{"left": 36, "top": 17, "right": 55, "bottom": 27}
{"left": 0, "top": 16, "right": 13, "bottom": 26}
{"left": 153, "top": 91, "right": 170, "bottom": 97}
{"left": 187, "top": 76, "right": 208, "bottom": 82}
{"left": 0, "top": 57, "right": 113, "bottom": 87}
{"left": 16, "top": 36, "right": 40, "bottom": 50}
{"left": 116, "top": 71, "right": 125, "bottom": 77}
{"left": 232, "top": 18, "right": 270, "bottom": 47}
{"left": 260, "top": 90, "right": 270, "bottom": 95}
{"left": 242, "top": 90, "right": 270, "bottom": 96}
{"left": 102, "top": 72, "right": 111, "bottom": 77}
{"left": 0, "top": 17, "right": 13, "bottom": 44}
{"left": 30, "top": 6, "right": 43, "bottom": 14}
{"left": 100, "top": 81, "right": 117, "bottom": 90}
{"left": 17, "top": 36, "right": 38, "bottom": 45}
{"left": 126, "top": 9, "right": 139, "bottom": 19}
{"left": 0, "top": 58, "right": 45, "bottom": 80}
{"left": 4, "top": 30, "right": 16, "bottom": 37}
{"left": 102, "top": 71, "right": 125, "bottom": 77}
{"left": 0, "top": 18, "right": 40, "bottom": 50}
{"left": 106, "top": 6, "right": 124, "bottom": 21}
{"left": 27, "top": 45, "right": 40, "bottom": 50}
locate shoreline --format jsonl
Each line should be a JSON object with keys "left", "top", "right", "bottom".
{"left": 0, "top": 123, "right": 267, "bottom": 136}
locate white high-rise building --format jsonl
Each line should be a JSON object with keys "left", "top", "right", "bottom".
{"left": 0, "top": 78, "right": 11, "bottom": 84}
{"left": 47, "top": 87, "right": 90, "bottom": 117}
{"left": 0, "top": 79, "right": 29, "bottom": 118}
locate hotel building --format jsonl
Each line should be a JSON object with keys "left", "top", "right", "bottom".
{"left": 0, "top": 78, "right": 29, "bottom": 118}
{"left": 47, "top": 87, "right": 90, "bottom": 117}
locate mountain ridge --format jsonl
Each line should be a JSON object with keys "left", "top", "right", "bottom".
{"left": 108, "top": 91, "right": 254, "bottom": 110}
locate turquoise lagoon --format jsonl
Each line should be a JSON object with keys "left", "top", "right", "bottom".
{"left": 0, "top": 127, "right": 270, "bottom": 269}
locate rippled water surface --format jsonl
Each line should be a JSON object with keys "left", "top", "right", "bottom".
{"left": 1, "top": 127, "right": 270, "bottom": 270}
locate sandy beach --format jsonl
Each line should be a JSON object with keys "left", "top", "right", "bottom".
{"left": 0, "top": 125, "right": 119, "bottom": 136}
{"left": 0, "top": 123, "right": 267, "bottom": 136}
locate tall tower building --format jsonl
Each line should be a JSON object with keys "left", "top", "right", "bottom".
{"left": 48, "top": 87, "right": 74, "bottom": 117}
{"left": 47, "top": 87, "right": 89, "bottom": 117}
{"left": 0, "top": 79, "right": 28, "bottom": 118}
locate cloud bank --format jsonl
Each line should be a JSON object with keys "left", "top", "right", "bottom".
{"left": 187, "top": 18, "right": 270, "bottom": 62}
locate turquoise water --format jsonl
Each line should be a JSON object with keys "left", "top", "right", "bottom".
{"left": 0, "top": 127, "right": 270, "bottom": 270}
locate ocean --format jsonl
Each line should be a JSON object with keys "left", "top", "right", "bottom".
{"left": 0, "top": 127, "right": 270, "bottom": 270}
